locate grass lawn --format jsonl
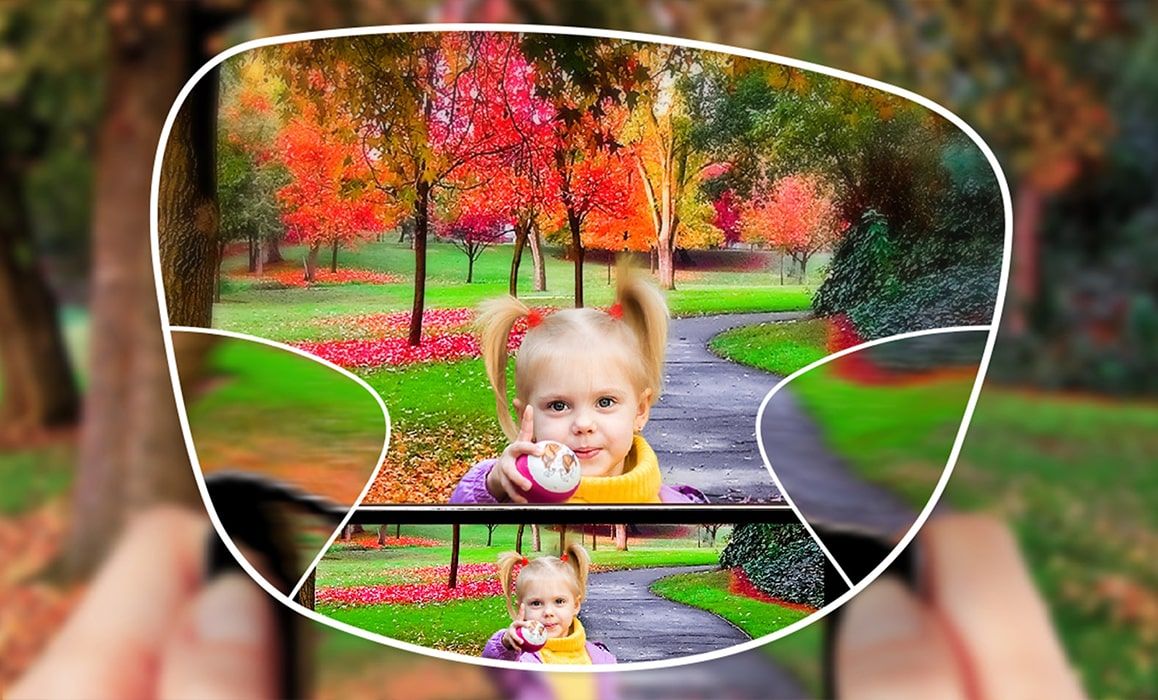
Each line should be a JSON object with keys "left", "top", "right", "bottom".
{"left": 316, "top": 524, "right": 727, "bottom": 654}
{"left": 184, "top": 338, "right": 387, "bottom": 504}
{"left": 213, "top": 240, "right": 814, "bottom": 342}
{"left": 650, "top": 569, "right": 812, "bottom": 638}
{"left": 710, "top": 318, "right": 1158, "bottom": 698}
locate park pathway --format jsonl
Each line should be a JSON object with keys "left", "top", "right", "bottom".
{"left": 648, "top": 312, "right": 917, "bottom": 539}
{"left": 580, "top": 565, "right": 807, "bottom": 697}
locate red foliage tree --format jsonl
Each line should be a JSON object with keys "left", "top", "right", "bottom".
{"left": 741, "top": 174, "right": 845, "bottom": 282}
{"left": 275, "top": 102, "right": 394, "bottom": 282}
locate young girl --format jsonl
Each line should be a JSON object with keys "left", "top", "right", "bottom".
{"left": 450, "top": 267, "right": 706, "bottom": 504}
{"left": 483, "top": 542, "right": 615, "bottom": 664}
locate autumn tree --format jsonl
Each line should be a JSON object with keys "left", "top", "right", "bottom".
{"left": 436, "top": 33, "right": 560, "bottom": 296}
{"left": 217, "top": 53, "right": 289, "bottom": 278}
{"left": 623, "top": 44, "right": 725, "bottom": 289}
{"left": 740, "top": 173, "right": 843, "bottom": 282}
{"left": 275, "top": 100, "right": 392, "bottom": 282}
{"left": 521, "top": 34, "right": 642, "bottom": 307}
{"left": 434, "top": 205, "right": 506, "bottom": 283}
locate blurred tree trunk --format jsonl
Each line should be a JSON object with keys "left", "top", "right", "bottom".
{"left": 67, "top": 1, "right": 234, "bottom": 579}
{"left": 296, "top": 569, "right": 315, "bottom": 611}
{"left": 0, "top": 179, "right": 80, "bottom": 440}
{"left": 265, "top": 236, "right": 283, "bottom": 264}
{"left": 515, "top": 523, "right": 525, "bottom": 554}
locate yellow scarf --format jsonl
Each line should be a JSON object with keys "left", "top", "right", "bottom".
{"left": 538, "top": 618, "right": 593, "bottom": 665}
{"left": 567, "top": 435, "right": 662, "bottom": 504}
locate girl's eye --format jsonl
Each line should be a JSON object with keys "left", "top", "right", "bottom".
{"left": 555, "top": 598, "right": 566, "bottom": 605}
{"left": 597, "top": 396, "right": 616, "bottom": 408}
{"left": 547, "top": 400, "right": 567, "bottom": 412}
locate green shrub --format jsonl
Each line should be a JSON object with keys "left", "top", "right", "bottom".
{"left": 719, "top": 524, "right": 825, "bottom": 608}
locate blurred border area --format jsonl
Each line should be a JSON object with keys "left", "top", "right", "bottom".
{"left": 1, "top": 1, "right": 1154, "bottom": 698}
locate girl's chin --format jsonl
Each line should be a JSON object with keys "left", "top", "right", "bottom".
{"left": 580, "top": 460, "right": 626, "bottom": 478}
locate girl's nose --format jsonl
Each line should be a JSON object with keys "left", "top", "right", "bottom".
{"left": 572, "top": 409, "right": 595, "bottom": 433}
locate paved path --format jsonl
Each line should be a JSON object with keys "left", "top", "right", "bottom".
{"left": 645, "top": 312, "right": 807, "bottom": 503}
{"left": 580, "top": 566, "right": 747, "bottom": 660}
{"left": 649, "top": 312, "right": 916, "bottom": 537}
{"left": 580, "top": 565, "right": 807, "bottom": 697}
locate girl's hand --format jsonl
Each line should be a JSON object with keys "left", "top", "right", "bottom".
{"left": 486, "top": 405, "right": 541, "bottom": 503}
{"left": 501, "top": 604, "right": 531, "bottom": 651}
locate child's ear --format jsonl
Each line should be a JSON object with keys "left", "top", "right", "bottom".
{"left": 514, "top": 397, "right": 525, "bottom": 415}
{"left": 634, "top": 389, "right": 652, "bottom": 432}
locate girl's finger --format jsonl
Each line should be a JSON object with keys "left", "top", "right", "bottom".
{"left": 518, "top": 603, "right": 526, "bottom": 621}
{"left": 518, "top": 405, "right": 535, "bottom": 443}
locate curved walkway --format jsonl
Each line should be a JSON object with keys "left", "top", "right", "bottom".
{"left": 645, "top": 312, "right": 806, "bottom": 503}
{"left": 650, "top": 312, "right": 916, "bottom": 539}
{"left": 580, "top": 565, "right": 807, "bottom": 697}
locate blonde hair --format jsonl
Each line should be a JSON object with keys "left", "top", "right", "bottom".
{"left": 496, "top": 542, "right": 591, "bottom": 620}
{"left": 478, "top": 263, "right": 669, "bottom": 441}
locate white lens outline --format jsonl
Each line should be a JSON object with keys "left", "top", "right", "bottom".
{"left": 150, "top": 23, "right": 1013, "bottom": 673}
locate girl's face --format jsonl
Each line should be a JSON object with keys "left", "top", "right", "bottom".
{"left": 520, "top": 576, "right": 581, "bottom": 639}
{"left": 519, "top": 351, "right": 650, "bottom": 478}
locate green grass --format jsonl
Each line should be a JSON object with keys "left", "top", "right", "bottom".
{"left": 214, "top": 240, "right": 814, "bottom": 341}
{"left": 709, "top": 318, "right": 1158, "bottom": 698}
{"left": 188, "top": 339, "right": 386, "bottom": 444}
{"left": 650, "top": 569, "right": 811, "bottom": 638}
{"left": 709, "top": 317, "right": 829, "bottom": 375}
{"left": 0, "top": 444, "right": 75, "bottom": 515}
{"left": 323, "top": 596, "right": 508, "bottom": 654}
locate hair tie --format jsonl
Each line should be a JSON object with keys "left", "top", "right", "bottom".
{"left": 608, "top": 303, "right": 623, "bottom": 319}
{"left": 520, "top": 556, "right": 529, "bottom": 565}
{"left": 560, "top": 553, "right": 568, "bottom": 563}
{"left": 526, "top": 309, "right": 543, "bottom": 329}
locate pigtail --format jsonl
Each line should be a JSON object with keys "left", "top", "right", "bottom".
{"left": 496, "top": 550, "right": 524, "bottom": 619}
{"left": 477, "top": 296, "right": 530, "bottom": 441}
{"left": 563, "top": 542, "right": 591, "bottom": 602}
{"left": 615, "top": 261, "right": 669, "bottom": 403}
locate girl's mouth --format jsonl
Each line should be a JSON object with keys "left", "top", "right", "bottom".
{"left": 572, "top": 447, "right": 601, "bottom": 460}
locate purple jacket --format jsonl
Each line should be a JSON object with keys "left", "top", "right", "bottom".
{"left": 449, "top": 458, "right": 709, "bottom": 504}
{"left": 481, "top": 630, "right": 617, "bottom": 665}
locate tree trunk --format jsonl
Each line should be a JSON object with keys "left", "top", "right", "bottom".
{"left": 158, "top": 64, "right": 220, "bottom": 329}
{"left": 304, "top": 243, "right": 320, "bottom": 283}
{"left": 486, "top": 524, "right": 493, "bottom": 547}
{"left": 396, "top": 523, "right": 401, "bottom": 538}
{"left": 567, "top": 208, "right": 585, "bottom": 308}
{"left": 509, "top": 219, "right": 529, "bottom": 297}
{"left": 614, "top": 524, "right": 628, "bottom": 551}
{"left": 330, "top": 238, "right": 338, "bottom": 273}
{"left": 295, "top": 568, "right": 315, "bottom": 610}
{"left": 247, "top": 233, "right": 257, "bottom": 273}
{"left": 409, "top": 178, "right": 430, "bottom": 346}
{"left": 265, "top": 236, "right": 283, "bottom": 264}
{"left": 448, "top": 523, "right": 461, "bottom": 588}
{"left": 1008, "top": 182, "right": 1042, "bottom": 337}
{"left": 69, "top": 4, "right": 209, "bottom": 578}
{"left": 558, "top": 525, "right": 566, "bottom": 553}
{"left": 215, "top": 240, "right": 225, "bottom": 304}
{"left": 532, "top": 523, "right": 541, "bottom": 551}
{"left": 516, "top": 523, "right": 525, "bottom": 554}
{"left": 779, "top": 252, "right": 785, "bottom": 285}
{"left": 529, "top": 225, "right": 545, "bottom": 292}
{"left": 467, "top": 250, "right": 475, "bottom": 284}
{"left": 378, "top": 525, "right": 388, "bottom": 546}
{"left": 0, "top": 177, "right": 80, "bottom": 440}
{"left": 255, "top": 238, "right": 264, "bottom": 277}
